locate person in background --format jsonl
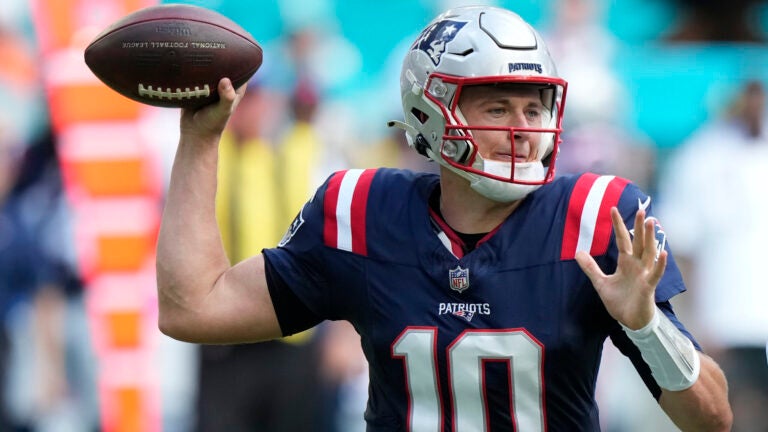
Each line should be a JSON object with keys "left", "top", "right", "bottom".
{"left": 659, "top": 79, "right": 768, "bottom": 432}
{"left": 0, "top": 129, "right": 73, "bottom": 432}
{"left": 0, "top": 21, "right": 98, "bottom": 432}
{"left": 157, "top": 6, "right": 732, "bottom": 430}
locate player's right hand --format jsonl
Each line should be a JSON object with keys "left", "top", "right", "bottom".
{"left": 575, "top": 207, "right": 663, "bottom": 330}
{"left": 179, "top": 77, "right": 247, "bottom": 141}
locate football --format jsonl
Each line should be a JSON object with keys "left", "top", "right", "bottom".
{"left": 84, "top": 4, "right": 262, "bottom": 109}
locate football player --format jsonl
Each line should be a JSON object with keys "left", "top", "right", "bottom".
{"left": 156, "top": 6, "right": 732, "bottom": 431}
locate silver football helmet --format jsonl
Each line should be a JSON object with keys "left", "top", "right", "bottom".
{"left": 390, "top": 6, "right": 568, "bottom": 202}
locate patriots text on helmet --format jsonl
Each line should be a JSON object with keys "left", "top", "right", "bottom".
{"left": 508, "top": 62, "right": 543, "bottom": 74}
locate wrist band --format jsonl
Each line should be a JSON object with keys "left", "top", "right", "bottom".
{"left": 621, "top": 307, "right": 701, "bottom": 391}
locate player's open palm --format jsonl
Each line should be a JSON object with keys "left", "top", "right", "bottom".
{"left": 575, "top": 207, "right": 666, "bottom": 330}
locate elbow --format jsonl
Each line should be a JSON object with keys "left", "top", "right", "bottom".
{"left": 157, "top": 314, "right": 203, "bottom": 343}
{"left": 157, "top": 312, "right": 178, "bottom": 339}
{"left": 156, "top": 277, "right": 206, "bottom": 343}
{"left": 157, "top": 306, "right": 201, "bottom": 343}
{"left": 157, "top": 311, "right": 187, "bottom": 341}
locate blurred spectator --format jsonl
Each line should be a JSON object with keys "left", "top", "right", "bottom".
{"left": 317, "top": 321, "right": 367, "bottom": 432}
{"left": 659, "top": 79, "right": 768, "bottom": 432}
{"left": 541, "top": 0, "right": 624, "bottom": 127}
{"left": 263, "top": 25, "right": 362, "bottom": 100}
{"left": 0, "top": 128, "right": 80, "bottom": 432}
{"left": 662, "top": 0, "right": 767, "bottom": 42}
{"left": 5, "top": 128, "right": 100, "bottom": 432}
{"left": 0, "top": 18, "right": 98, "bottom": 432}
{"left": 194, "top": 81, "right": 327, "bottom": 432}
{"left": 276, "top": 78, "right": 332, "bottom": 220}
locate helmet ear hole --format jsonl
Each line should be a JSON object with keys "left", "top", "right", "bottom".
{"left": 411, "top": 108, "right": 429, "bottom": 124}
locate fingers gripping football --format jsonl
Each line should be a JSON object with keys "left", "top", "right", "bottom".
{"left": 180, "top": 78, "right": 246, "bottom": 139}
{"left": 575, "top": 207, "right": 666, "bottom": 330}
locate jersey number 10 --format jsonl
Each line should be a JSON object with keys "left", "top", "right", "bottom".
{"left": 392, "top": 328, "right": 546, "bottom": 432}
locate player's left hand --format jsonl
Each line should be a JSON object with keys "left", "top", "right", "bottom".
{"left": 575, "top": 207, "right": 666, "bottom": 330}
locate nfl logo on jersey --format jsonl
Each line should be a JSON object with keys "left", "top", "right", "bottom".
{"left": 448, "top": 266, "right": 470, "bottom": 293}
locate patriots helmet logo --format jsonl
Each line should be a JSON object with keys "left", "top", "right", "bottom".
{"left": 411, "top": 19, "right": 468, "bottom": 66}
{"left": 452, "top": 309, "right": 475, "bottom": 322}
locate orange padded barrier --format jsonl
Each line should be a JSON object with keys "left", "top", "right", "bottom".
{"left": 49, "top": 83, "right": 142, "bottom": 128}
{"left": 114, "top": 387, "right": 142, "bottom": 432}
{"left": 107, "top": 311, "right": 142, "bottom": 348}
{"left": 32, "top": 1, "right": 164, "bottom": 431}
{"left": 97, "top": 234, "right": 154, "bottom": 272}
{"left": 71, "top": 158, "right": 148, "bottom": 196}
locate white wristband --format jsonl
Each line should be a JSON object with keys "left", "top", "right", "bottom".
{"left": 621, "top": 307, "right": 701, "bottom": 391}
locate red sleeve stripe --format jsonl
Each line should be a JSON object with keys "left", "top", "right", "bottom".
{"left": 561, "top": 174, "right": 629, "bottom": 259}
{"left": 561, "top": 173, "right": 599, "bottom": 260}
{"left": 590, "top": 176, "right": 629, "bottom": 256}
{"left": 322, "top": 171, "right": 345, "bottom": 249}
{"left": 323, "top": 169, "right": 375, "bottom": 255}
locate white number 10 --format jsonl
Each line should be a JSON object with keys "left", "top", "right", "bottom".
{"left": 392, "top": 328, "right": 545, "bottom": 432}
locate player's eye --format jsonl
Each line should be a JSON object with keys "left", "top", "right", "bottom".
{"left": 487, "top": 107, "right": 507, "bottom": 116}
{"left": 525, "top": 108, "right": 542, "bottom": 122}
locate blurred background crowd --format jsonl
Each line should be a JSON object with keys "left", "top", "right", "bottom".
{"left": 1, "top": 0, "right": 768, "bottom": 431}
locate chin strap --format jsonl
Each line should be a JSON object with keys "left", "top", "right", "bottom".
{"left": 621, "top": 307, "right": 701, "bottom": 391}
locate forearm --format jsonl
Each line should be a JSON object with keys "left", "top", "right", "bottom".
{"left": 156, "top": 131, "right": 230, "bottom": 338}
{"left": 619, "top": 306, "right": 732, "bottom": 431}
{"left": 155, "top": 81, "right": 282, "bottom": 344}
{"left": 659, "top": 354, "right": 732, "bottom": 432}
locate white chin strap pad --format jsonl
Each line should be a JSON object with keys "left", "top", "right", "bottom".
{"left": 621, "top": 307, "right": 701, "bottom": 391}
{"left": 468, "top": 160, "right": 545, "bottom": 203}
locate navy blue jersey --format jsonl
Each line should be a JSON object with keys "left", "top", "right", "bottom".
{"left": 263, "top": 168, "right": 697, "bottom": 432}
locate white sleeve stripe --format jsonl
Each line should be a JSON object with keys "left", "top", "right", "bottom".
{"left": 335, "top": 168, "right": 365, "bottom": 252}
{"left": 575, "top": 175, "right": 615, "bottom": 254}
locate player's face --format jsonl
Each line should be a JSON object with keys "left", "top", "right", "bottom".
{"left": 458, "top": 84, "right": 545, "bottom": 163}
